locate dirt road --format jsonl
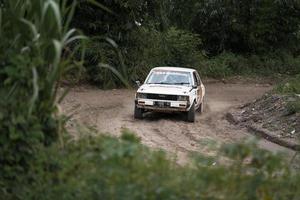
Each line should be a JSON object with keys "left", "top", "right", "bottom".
{"left": 61, "top": 81, "right": 293, "bottom": 163}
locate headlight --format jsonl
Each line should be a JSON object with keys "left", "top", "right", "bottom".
{"left": 177, "top": 95, "right": 189, "bottom": 101}
{"left": 136, "top": 93, "right": 147, "bottom": 99}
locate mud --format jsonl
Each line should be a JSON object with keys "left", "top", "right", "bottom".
{"left": 60, "top": 81, "right": 294, "bottom": 163}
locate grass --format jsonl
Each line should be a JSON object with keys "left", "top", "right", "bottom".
{"left": 287, "top": 101, "right": 300, "bottom": 114}
{"left": 198, "top": 53, "right": 300, "bottom": 80}
{"left": 276, "top": 75, "right": 300, "bottom": 94}
{"left": 274, "top": 75, "right": 300, "bottom": 114}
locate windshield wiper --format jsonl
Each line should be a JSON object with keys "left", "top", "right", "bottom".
{"left": 149, "top": 82, "right": 170, "bottom": 84}
{"left": 173, "top": 82, "right": 190, "bottom": 85}
{"left": 148, "top": 82, "right": 189, "bottom": 85}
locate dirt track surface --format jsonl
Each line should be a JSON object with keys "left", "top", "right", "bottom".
{"left": 61, "top": 81, "right": 293, "bottom": 163}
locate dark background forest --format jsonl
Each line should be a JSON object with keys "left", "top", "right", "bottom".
{"left": 71, "top": 0, "right": 300, "bottom": 87}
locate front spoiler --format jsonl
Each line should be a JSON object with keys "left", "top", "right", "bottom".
{"left": 135, "top": 99, "right": 189, "bottom": 112}
{"left": 137, "top": 105, "right": 188, "bottom": 112}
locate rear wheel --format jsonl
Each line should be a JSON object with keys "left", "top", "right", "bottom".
{"left": 186, "top": 102, "right": 195, "bottom": 122}
{"left": 198, "top": 99, "right": 204, "bottom": 113}
{"left": 134, "top": 104, "right": 143, "bottom": 119}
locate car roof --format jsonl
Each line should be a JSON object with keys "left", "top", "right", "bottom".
{"left": 151, "top": 66, "right": 196, "bottom": 73}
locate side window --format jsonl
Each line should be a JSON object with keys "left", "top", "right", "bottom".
{"left": 196, "top": 72, "right": 202, "bottom": 85}
{"left": 193, "top": 72, "right": 200, "bottom": 86}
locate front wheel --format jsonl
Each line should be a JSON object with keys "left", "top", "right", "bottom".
{"left": 134, "top": 104, "right": 143, "bottom": 119}
{"left": 186, "top": 103, "right": 195, "bottom": 122}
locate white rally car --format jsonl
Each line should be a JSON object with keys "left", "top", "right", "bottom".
{"left": 134, "top": 67, "right": 205, "bottom": 122}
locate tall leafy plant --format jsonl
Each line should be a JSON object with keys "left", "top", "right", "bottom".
{"left": 0, "top": 0, "right": 84, "bottom": 192}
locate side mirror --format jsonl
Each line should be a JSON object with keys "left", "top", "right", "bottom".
{"left": 135, "top": 80, "right": 141, "bottom": 87}
{"left": 192, "top": 85, "right": 197, "bottom": 89}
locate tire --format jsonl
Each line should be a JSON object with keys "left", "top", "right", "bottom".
{"left": 186, "top": 102, "right": 195, "bottom": 122}
{"left": 134, "top": 104, "right": 143, "bottom": 119}
{"left": 198, "top": 99, "right": 204, "bottom": 113}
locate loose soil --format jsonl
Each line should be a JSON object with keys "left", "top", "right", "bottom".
{"left": 228, "top": 93, "right": 300, "bottom": 150}
{"left": 60, "top": 81, "right": 294, "bottom": 163}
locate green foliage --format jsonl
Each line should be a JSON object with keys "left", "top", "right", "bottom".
{"left": 83, "top": 37, "right": 126, "bottom": 88}
{"left": 70, "top": 0, "right": 300, "bottom": 87}
{"left": 82, "top": 27, "right": 166, "bottom": 87}
{"left": 121, "top": 128, "right": 141, "bottom": 143}
{"left": 125, "top": 26, "right": 169, "bottom": 81}
{"left": 164, "top": 27, "right": 203, "bottom": 67}
{"left": 72, "top": 1, "right": 205, "bottom": 88}
{"left": 78, "top": 0, "right": 300, "bottom": 56}
{"left": 127, "top": 26, "right": 202, "bottom": 74}
{"left": 173, "top": 0, "right": 300, "bottom": 55}
{"left": 0, "top": 0, "right": 83, "bottom": 191}
{"left": 82, "top": 26, "right": 203, "bottom": 87}
{"left": 198, "top": 53, "right": 300, "bottom": 78}
{"left": 275, "top": 75, "right": 300, "bottom": 114}
{"left": 287, "top": 101, "right": 300, "bottom": 114}
{"left": 198, "top": 53, "right": 238, "bottom": 78}
{"left": 4, "top": 132, "right": 300, "bottom": 200}
{"left": 276, "top": 75, "right": 300, "bottom": 94}
{"left": 74, "top": 0, "right": 148, "bottom": 40}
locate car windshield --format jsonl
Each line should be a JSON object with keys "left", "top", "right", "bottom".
{"left": 146, "top": 70, "right": 192, "bottom": 85}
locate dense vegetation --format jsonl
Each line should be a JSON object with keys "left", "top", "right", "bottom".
{"left": 1, "top": 0, "right": 300, "bottom": 199}
{"left": 5, "top": 132, "right": 300, "bottom": 200}
{"left": 71, "top": 0, "right": 300, "bottom": 87}
{"left": 0, "top": 0, "right": 84, "bottom": 194}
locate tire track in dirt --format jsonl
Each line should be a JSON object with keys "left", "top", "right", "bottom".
{"left": 61, "top": 81, "right": 293, "bottom": 163}
{"left": 152, "top": 127, "right": 190, "bottom": 153}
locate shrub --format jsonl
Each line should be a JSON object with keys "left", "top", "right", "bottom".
{"left": 84, "top": 37, "right": 123, "bottom": 88}
{"left": 164, "top": 27, "right": 203, "bottom": 67}
{"left": 251, "top": 52, "right": 300, "bottom": 75}
{"left": 82, "top": 27, "right": 168, "bottom": 88}
{"left": 128, "top": 26, "right": 203, "bottom": 80}
{"left": 127, "top": 26, "right": 203, "bottom": 82}
{"left": 198, "top": 52, "right": 300, "bottom": 79}
{"left": 276, "top": 75, "right": 300, "bottom": 94}
{"left": 287, "top": 101, "right": 300, "bottom": 114}
{"left": 124, "top": 26, "right": 170, "bottom": 83}
{"left": 7, "top": 132, "right": 300, "bottom": 200}
{"left": 198, "top": 53, "right": 242, "bottom": 78}
{"left": 274, "top": 75, "right": 300, "bottom": 114}
{"left": 83, "top": 26, "right": 204, "bottom": 87}
{"left": 0, "top": 0, "right": 83, "bottom": 193}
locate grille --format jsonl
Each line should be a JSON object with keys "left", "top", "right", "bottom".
{"left": 146, "top": 93, "right": 178, "bottom": 101}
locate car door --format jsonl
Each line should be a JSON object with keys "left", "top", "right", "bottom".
{"left": 193, "top": 72, "right": 201, "bottom": 106}
{"left": 196, "top": 72, "right": 205, "bottom": 102}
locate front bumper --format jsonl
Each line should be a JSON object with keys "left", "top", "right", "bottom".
{"left": 135, "top": 98, "right": 189, "bottom": 112}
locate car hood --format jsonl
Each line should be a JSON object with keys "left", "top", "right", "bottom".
{"left": 137, "top": 84, "right": 192, "bottom": 95}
